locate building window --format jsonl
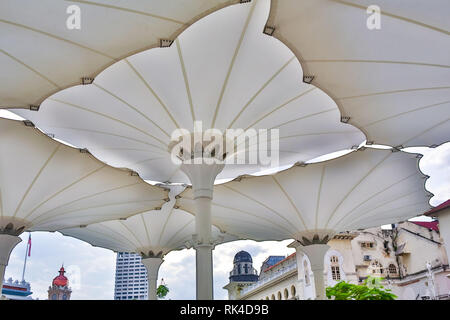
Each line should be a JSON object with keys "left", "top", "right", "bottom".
{"left": 388, "top": 264, "right": 397, "bottom": 275}
{"left": 291, "top": 285, "right": 296, "bottom": 297}
{"left": 370, "top": 260, "right": 384, "bottom": 275}
{"left": 360, "top": 241, "right": 375, "bottom": 249}
{"left": 330, "top": 256, "right": 341, "bottom": 281}
{"left": 277, "top": 291, "right": 282, "bottom": 300}
{"left": 284, "top": 288, "right": 289, "bottom": 299}
{"left": 271, "top": 294, "right": 275, "bottom": 300}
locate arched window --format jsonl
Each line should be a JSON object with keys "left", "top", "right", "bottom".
{"left": 330, "top": 255, "right": 341, "bottom": 281}
{"left": 291, "top": 285, "right": 296, "bottom": 297}
{"left": 304, "top": 260, "right": 311, "bottom": 286}
{"left": 51, "top": 294, "right": 57, "bottom": 300}
{"left": 265, "top": 296, "right": 269, "bottom": 300}
{"left": 277, "top": 291, "right": 282, "bottom": 300}
{"left": 62, "top": 294, "right": 67, "bottom": 300}
{"left": 388, "top": 264, "right": 397, "bottom": 275}
{"left": 284, "top": 288, "right": 289, "bottom": 299}
{"left": 271, "top": 294, "right": 275, "bottom": 300}
{"left": 371, "top": 260, "right": 384, "bottom": 275}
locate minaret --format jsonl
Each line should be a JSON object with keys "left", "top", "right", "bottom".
{"left": 48, "top": 266, "right": 72, "bottom": 300}
{"left": 223, "top": 251, "right": 258, "bottom": 300}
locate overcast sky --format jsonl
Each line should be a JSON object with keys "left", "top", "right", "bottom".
{"left": 1, "top": 110, "right": 449, "bottom": 299}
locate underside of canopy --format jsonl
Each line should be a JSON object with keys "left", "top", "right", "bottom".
{"left": 267, "top": 0, "right": 450, "bottom": 148}
{"left": 12, "top": 0, "right": 364, "bottom": 183}
{"left": 177, "top": 148, "right": 432, "bottom": 242}
{"left": 61, "top": 186, "right": 237, "bottom": 256}
{"left": 0, "top": 118, "right": 169, "bottom": 234}
{"left": 0, "top": 0, "right": 240, "bottom": 109}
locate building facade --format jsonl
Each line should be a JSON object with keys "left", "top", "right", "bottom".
{"left": 224, "top": 221, "right": 450, "bottom": 300}
{"left": 114, "top": 252, "right": 148, "bottom": 300}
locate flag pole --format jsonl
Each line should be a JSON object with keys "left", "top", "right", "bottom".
{"left": 21, "top": 233, "right": 31, "bottom": 282}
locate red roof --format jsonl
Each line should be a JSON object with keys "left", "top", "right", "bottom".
{"left": 411, "top": 221, "right": 439, "bottom": 232}
{"left": 424, "top": 199, "right": 450, "bottom": 216}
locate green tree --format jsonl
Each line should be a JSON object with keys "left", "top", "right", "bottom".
{"left": 156, "top": 284, "right": 169, "bottom": 299}
{"left": 326, "top": 277, "right": 397, "bottom": 300}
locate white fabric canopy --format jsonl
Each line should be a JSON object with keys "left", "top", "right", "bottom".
{"left": 0, "top": 117, "right": 169, "bottom": 234}
{"left": 267, "top": 0, "right": 450, "bottom": 148}
{"left": 62, "top": 186, "right": 237, "bottom": 256}
{"left": 177, "top": 148, "right": 432, "bottom": 242}
{"left": 12, "top": 0, "right": 364, "bottom": 183}
{"left": 0, "top": 0, "right": 240, "bottom": 109}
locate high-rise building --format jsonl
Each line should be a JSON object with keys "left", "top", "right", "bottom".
{"left": 114, "top": 252, "right": 148, "bottom": 300}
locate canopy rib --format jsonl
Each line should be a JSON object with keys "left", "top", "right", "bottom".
{"left": 31, "top": 199, "right": 162, "bottom": 226}
{"left": 23, "top": 164, "right": 107, "bottom": 221}
{"left": 324, "top": 152, "right": 392, "bottom": 228}
{"left": 93, "top": 83, "right": 171, "bottom": 138}
{"left": 211, "top": 0, "right": 256, "bottom": 128}
{"left": 221, "top": 185, "right": 298, "bottom": 231}
{"left": 1, "top": 49, "right": 60, "bottom": 89}
{"left": 336, "top": 188, "right": 425, "bottom": 230}
{"left": 141, "top": 214, "right": 153, "bottom": 247}
{"left": 365, "top": 101, "right": 450, "bottom": 127}
{"left": 348, "top": 199, "right": 429, "bottom": 230}
{"left": 271, "top": 176, "right": 308, "bottom": 230}
{"left": 158, "top": 207, "right": 175, "bottom": 245}
{"left": 332, "top": 173, "right": 418, "bottom": 230}
{"left": 119, "top": 220, "right": 145, "bottom": 248}
{"left": 165, "top": 219, "right": 194, "bottom": 248}
{"left": 339, "top": 86, "right": 450, "bottom": 100}
{"left": 175, "top": 38, "right": 196, "bottom": 122}
{"left": 227, "top": 56, "right": 296, "bottom": 128}
{"left": 246, "top": 88, "right": 316, "bottom": 130}
{"left": 34, "top": 181, "right": 143, "bottom": 220}
{"left": 45, "top": 126, "right": 168, "bottom": 153}
{"left": 65, "top": 0, "right": 186, "bottom": 24}
{"left": 402, "top": 117, "right": 450, "bottom": 146}
{"left": 12, "top": 144, "right": 61, "bottom": 218}
{"left": 314, "top": 165, "right": 326, "bottom": 229}
{"left": 49, "top": 98, "right": 168, "bottom": 147}
{"left": 125, "top": 59, "right": 180, "bottom": 129}
{"left": 0, "top": 19, "right": 115, "bottom": 59}
{"left": 301, "top": 59, "right": 450, "bottom": 69}
{"left": 210, "top": 201, "right": 295, "bottom": 235}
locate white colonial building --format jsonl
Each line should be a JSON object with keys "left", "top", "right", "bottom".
{"left": 224, "top": 220, "right": 450, "bottom": 300}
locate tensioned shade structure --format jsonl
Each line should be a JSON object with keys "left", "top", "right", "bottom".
{"left": 176, "top": 148, "right": 432, "bottom": 299}
{"left": 11, "top": 0, "right": 365, "bottom": 183}
{"left": 177, "top": 148, "right": 432, "bottom": 240}
{"left": 0, "top": 118, "right": 169, "bottom": 233}
{"left": 266, "top": 0, "right": 450, "bottom": 148}
{"left": 0, "top": 0, "right": 240, "bottom": 109}
{"left": 0, "top": 117, "right": 168, "bottom": 292}
{"left": 8, "top": 0, "right": 363, "bottom": 300}
{"left": 62, "top": 186, "right": 237, "bottom": 300}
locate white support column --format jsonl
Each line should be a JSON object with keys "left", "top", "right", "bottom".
{"left": 297, "top": 244, "right": 330, "bottom": 300}
{"left": 181, "top": 161, "right": 224, "bottom": 300}
{"left": 141, "top": 257, "right": 164, "bottom": 300}
{"left": 289, "top": 242, "right": 306, "bottom": 300}
{"left": 0, "top": 234, "right": 22, "bottom": 294}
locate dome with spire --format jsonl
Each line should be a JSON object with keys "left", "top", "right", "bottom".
{"left": 52, "top": 266, "right": 68, "bottom": 287}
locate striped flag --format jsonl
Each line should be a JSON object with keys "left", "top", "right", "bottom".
{"left": 27, "top": 234, "right": 31, "bottom": 257}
